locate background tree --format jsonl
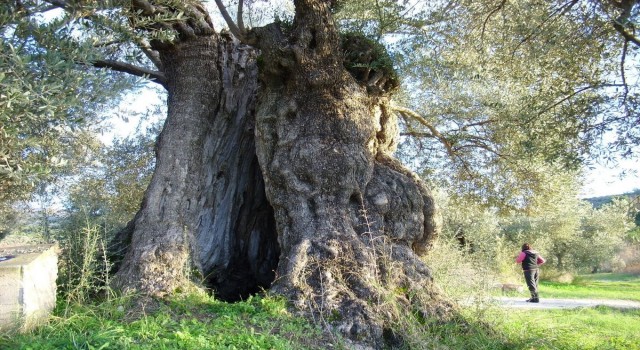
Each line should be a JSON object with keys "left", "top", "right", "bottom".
{"left": 57, "top": 123, "right": 157, "bottom": 301}
{"left": 575, "top": 198, "right": 633, "bottom": 272}
{"left": 1, "top": 2, "right": 136, "bottom": 229}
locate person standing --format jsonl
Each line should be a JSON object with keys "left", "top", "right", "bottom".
{"left": 515, "top": 243, "right": 546, "bottom": 303}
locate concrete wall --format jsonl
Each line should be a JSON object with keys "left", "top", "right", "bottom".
{"left": 0, "top": 244, "right": 58, "bottom": 331}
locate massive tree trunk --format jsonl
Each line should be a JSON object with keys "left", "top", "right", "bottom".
{"left": 114, "top": 0, "right": 453, "bottom": 347}
{"left": 113, "top": 30, "right": 279, "bottom": 301}
{"left": 249, "top": 1, "right": 451, "bottom": 346}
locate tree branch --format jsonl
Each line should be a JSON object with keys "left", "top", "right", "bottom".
{"left": 131, "top": 0, "right": 156, "bottom": 16}
{"left": 43, "top": 0, "right": 70, "bottom": 10}
{"left": 5, "top": 1, "right": 57, "bottom": 23}
{"left": 610, "top": 0, "right": 640, "bottom": 47}
{"left": 237, "top": 0, "right": 245, "bottom": 34}
{"left": 453, "top": 118, "right": 496, "bottom": 132}
{"left": 481, "top": 0, "right": 506, "bottom": 42}
{"left": 214, "top": 0, "right": 246, "bottom": 41}
{"left": 454, "top": 138, "right": 505, "bottom": 158}
{"left": 391, "top": 104, "right": 460, "bottom": 160}
{"left": 620, "top": 39, "right": 630, "bottom": 103}
{"left": 392, "top": 104, "right": 505, "bottom": 177}
{"left": 43, "top": 0, "right": 167, "bottom": 78}
{"left": 537, "top": 83, "right": 625, "bottom": 118}
{"left": 43, "top": 0, "right": 97, "bottom": 18}
{"left": 511, "top": 0, "right": 579, "bottom": 57}
{"left": 92, "top": 59, "right": 167, "bottom": 87}
{"left": 613, "top": 20, "right": 640, "bottom": 47}
{"left": 400, "top": 131, "right": 435, "bottom": 138}
{"left": 141, "top": 46, "right": 163, "bottom": 70}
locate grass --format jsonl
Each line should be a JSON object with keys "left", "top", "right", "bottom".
{"left": 402, "top": 305, "right": 640, "bottom": 350}
{"left": 495, "top": 306, "right": 640, "bottom": 350}
{"left": 0, "top": 293, "right": 335, "bottom": 350}
{"left": 2, "top": 273, "right": 639, "bottom": 350}
{"left": 539, "top": 272, "right": 640, "bottom": 301}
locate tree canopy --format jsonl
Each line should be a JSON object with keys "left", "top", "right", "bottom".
{"left": 0, "top": 2, "right": 138, "bottom": 205}
{"left": 338, "top": 0, "right": 639, "bottom": 208}
{"left": 1, "top": 0, "right": 638, "bottom": 209}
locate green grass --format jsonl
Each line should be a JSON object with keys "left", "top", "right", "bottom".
{"left": 495, "top": 307, "right": 640, "bottom": 350}
{"left": 539, "top": 273, "right": 640, "bottom": 301}
{"left": 404, "top": 305, "right": 640, "bottom": 350}
{"left": 0, "top": 293, "right": 335, "bottom": 350}
{"left": 2, "top": 273, "right": 639, "bottom": 350}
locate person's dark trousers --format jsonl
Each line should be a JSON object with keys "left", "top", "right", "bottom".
{"left": 523, "top": 269, "right": 539, "bottom": 302}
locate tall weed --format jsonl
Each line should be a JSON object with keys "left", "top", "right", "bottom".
{"left": 57, "top": 210, "right": 113, "bottom": 304}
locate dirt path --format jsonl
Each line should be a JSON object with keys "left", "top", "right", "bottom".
{"left": 495, "top": 296, "right": 640, "bottom": 310}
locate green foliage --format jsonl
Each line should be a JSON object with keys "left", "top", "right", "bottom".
{"left": 64, "top": 122, "right": 158, "bottom": 232}
{"left": 55, "top": 123, "right": 158, "bottom": 300}
{"left": 0, "top": 3, "right": 137, "bottom": 204}
{"left": 424, "top": 238, "right": 504, "bottom": 304}
{"left": 337, "top": 0, "right": 639, "bottom": 204}
{"left": 419, "top": 268, "right": 640, "bottom": 350}
{"left": 0, "top": 204, "right": 21, "bottom": 240}
{"left": 340, "top": 31, "right": 399, "bottom": 93}
{"left": 334, "top": 0, "right": 429, "bottom": 39}
{"left": 502, "top": 200, "right": 630, "bottom": 273}
{"left": 574, "top": 199, "right": 634, "bottom": 272}
{"left": 57, "top": 215, "right": 112, "bottom": 303}
{"left": 437, "top": 176, "right": 634, "bottom": 276}
{"left": 3, "top": 277, "right": 640, "bottom": 350}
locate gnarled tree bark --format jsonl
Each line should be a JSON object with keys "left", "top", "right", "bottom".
{"left": 250, "top": 1, "right": 450, "bottom": 346}
{"left": 113, "top": 30, "right": 278, "bottom": 301}
{"left": 113, "top": 0, "right": 453, "bottom": 347}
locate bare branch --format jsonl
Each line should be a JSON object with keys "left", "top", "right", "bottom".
{"left": 452, "top": 118, "right": 495, "bottom": 132}
{"left": 214, "top": 0, "right": 246, "bottom": 41}
{"left": 400, "top": 131, "right": 435, "bottom": 138}
{"left": 612, "top": 20, "right": 640, "bottom": 47}
{"left": 391, "top": 105, "right": 457, "bottom": 158}
{"left": 42, "top": 0, "right": 167, "bottom": 76}
{"left": 620, "top": 39, "right": 630, "bottom": 103}
{"left": 392, "top": 104, "right": 506, "bottom": 177}
{"left": 481, "top": 0, "right": 506, "bottom": 42}
{"left": 140, "top": 45, "right": 163, "bottom": 70}
{"left": 91, "top": 59, "right": 167, "bottom": 87}
{"left": 454, "top": 138, "right": 504, "bottom": 158}
{"left": 537, "top": 83, "right": 625, "bottom": 117}
{"left": 237, "top": 0, "right": 245, "bottom": 34}
{"left": 397, "top": 107, "right": 475, "bottom": 176}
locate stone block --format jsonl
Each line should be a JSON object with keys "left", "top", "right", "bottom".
{"left": 0, "top": 244, "right": 58, "bottom": 332}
